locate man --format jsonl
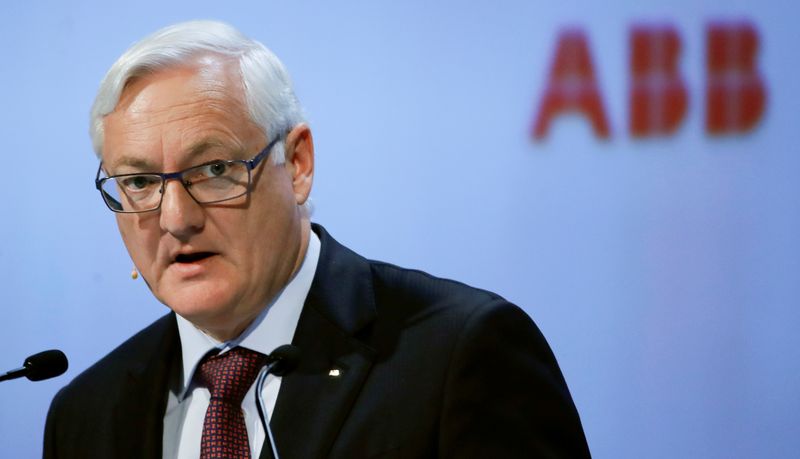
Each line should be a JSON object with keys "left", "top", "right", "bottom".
{"left": 44, "top": 20, "right": 590, "bottom": 458}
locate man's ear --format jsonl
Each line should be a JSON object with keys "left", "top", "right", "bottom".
{"left": 283, "top": 123, "right": 314, "bottom": 205}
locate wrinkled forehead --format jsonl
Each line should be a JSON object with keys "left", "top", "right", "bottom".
{"left": 101, "top": 56, "right": 263, "bottom": 171}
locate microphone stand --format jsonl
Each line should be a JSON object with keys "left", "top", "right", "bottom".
{"left": 0, "top": 366, "right": 29, "bottom": 382}
{"left": 255, "top": 359, "right": 282, "bottom": 459}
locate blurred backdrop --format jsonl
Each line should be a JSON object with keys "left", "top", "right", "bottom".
{"left": 1, "top": 1, "right": 798, "bottom": 457}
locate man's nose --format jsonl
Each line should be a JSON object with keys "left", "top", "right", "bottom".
{"left": 159, "top": 180, "right": 204, "bottom": 240}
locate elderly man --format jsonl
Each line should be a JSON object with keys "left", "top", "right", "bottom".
{"left": 44, "top": 21, "right": 590, "bottom": 459}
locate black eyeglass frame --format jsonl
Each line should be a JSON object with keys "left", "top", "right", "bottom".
{"left": 94, "top": 136, "right": 281, "bottom": 213}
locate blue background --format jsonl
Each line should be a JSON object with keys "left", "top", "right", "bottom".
{"left": 1, "top": 1, "right": 798, "bottom": 457}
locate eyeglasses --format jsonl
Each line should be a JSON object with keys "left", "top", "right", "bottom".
{"left": 95, "top": 136, "right": 280, "bottom": 213}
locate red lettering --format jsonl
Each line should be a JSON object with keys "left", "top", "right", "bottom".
{"left": 706, "top": 22, "right": 767, "bottom": 134}
{"left": 629, "top": 25, "right": 688, "bottom": 137}
{"left": 532, "top": 28, "right": 611, "bottom": 139}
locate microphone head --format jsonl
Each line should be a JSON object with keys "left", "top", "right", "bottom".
{"left": 24, "top": 350, "right": 68, "bottom": 381}
{"left": 268, "top": 344, "right": 301, "bottom": 376}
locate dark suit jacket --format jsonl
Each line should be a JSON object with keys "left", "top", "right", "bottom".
{"left": 44, "top": 224, "right": 590, "bottom": 458}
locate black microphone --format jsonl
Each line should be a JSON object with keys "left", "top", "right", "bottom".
{"left": 0, "top": 350, "right": 68, "bottom": 383}
{"left": 266, "top": 344, "right": 301, "bottom": 376}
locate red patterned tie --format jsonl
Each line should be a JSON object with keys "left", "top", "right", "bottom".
{"left": 196, "top": 347, "right": 268, "bottom": 459}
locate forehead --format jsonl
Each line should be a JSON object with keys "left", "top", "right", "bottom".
{"left": 102, "top": 56, "right": 263, "bottom": 170}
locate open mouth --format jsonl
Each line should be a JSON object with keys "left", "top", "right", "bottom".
{"left": 174, "top": 252, "right": 215, "bottom": 264}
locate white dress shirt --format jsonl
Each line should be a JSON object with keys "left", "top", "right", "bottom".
{"left": 162, "top": 231, "right": 320, "bottom": 459}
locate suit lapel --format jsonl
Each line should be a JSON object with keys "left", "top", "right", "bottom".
{"left": 111, "top": 313, "right": 181, "bottom": 458}
{"left": 268, "top": 225, "right": 377, "bottom": 459}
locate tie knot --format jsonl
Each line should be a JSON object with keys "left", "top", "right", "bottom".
{"left": 196, "top": 347, "right": 268, "bottom": 404}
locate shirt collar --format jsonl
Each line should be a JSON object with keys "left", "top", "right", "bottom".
{"left": 176, "top": 230, "right": 321, "bottom": 400}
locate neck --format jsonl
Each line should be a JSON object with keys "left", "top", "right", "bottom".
{"left": 291, "top": 218, "right": 312, "bottom": 280}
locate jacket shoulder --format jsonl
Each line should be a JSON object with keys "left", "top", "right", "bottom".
{"left": 44, "top": 313, "right": 178, "bottom": 458}
{"left": 59, "top": 312, "right": 176, "bottom": 396}
{"left": 367, "top": 258, "right": 510, "bottom": 316}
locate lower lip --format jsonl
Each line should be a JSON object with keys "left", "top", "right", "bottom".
{"left": 170, "top": 255, "right": 216, "bottom": 278}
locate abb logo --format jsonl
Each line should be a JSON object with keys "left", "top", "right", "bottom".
{"left": 532, "top": 22, "right": 767, "bottom": 139}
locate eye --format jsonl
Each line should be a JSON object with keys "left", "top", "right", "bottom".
{"left": 202, "top": 162, "right": 229, "bottom": 177}
{"left": 121, "top": 175, "right": 159, "bottom": 191}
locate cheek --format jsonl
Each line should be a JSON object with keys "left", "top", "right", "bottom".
{"left": 116, "top": 216, "right": 159, "bottom": 265}
{"left": 214, "top": 210, "right": 266, "bottom": 268}
{"left": 222, "top": 198, "right": 291, "bottom": 272}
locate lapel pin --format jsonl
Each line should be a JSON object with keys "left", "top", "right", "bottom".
{"left": 328, "top": 368, "right": 341, "bottom": 377}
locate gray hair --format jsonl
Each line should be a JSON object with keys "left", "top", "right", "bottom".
{"left": 89, "top": 20, "right": 305, "bottom": 162}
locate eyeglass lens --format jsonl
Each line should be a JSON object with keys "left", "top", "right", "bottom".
{"left": 100, "top": 160, "right": 251, "bottom": 212}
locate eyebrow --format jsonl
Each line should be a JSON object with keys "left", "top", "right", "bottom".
{"left": 186, "top": 138, "right": 235, "bottom": 159}
{"left": 110, "top": 156, "right": 158, "bottom": 173}
{"left": 108, "top": 138, "right": 242, "bottom": 174}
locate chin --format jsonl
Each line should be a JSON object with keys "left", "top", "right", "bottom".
{"left": 159, "top": 284, "right": 240, "bottom": 330}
